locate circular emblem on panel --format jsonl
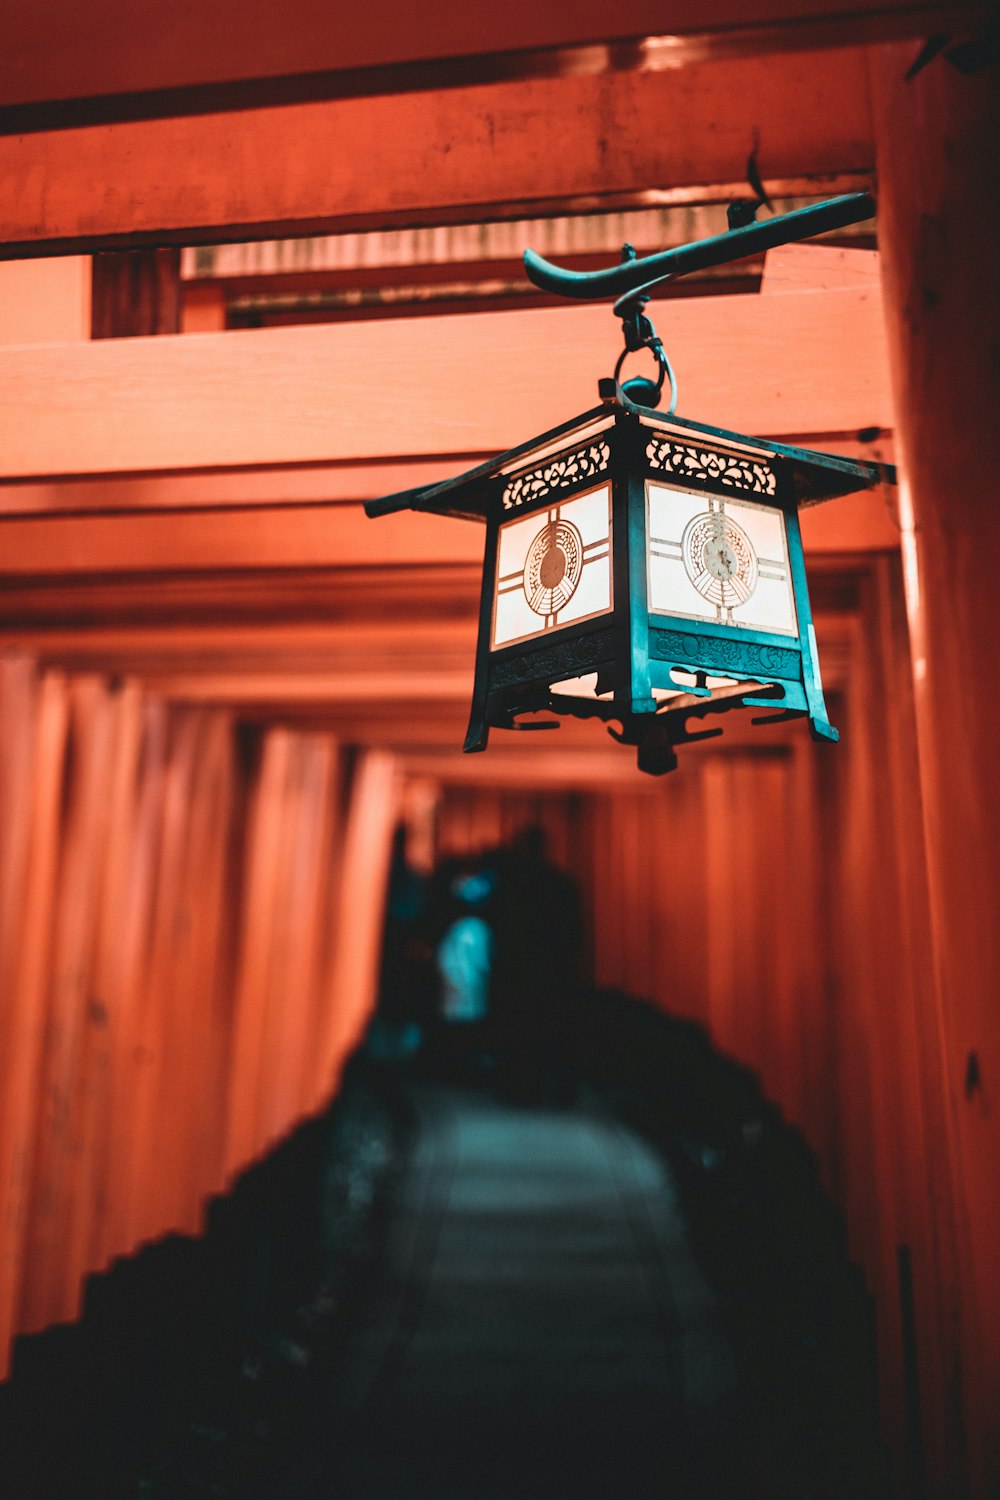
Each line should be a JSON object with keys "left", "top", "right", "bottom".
{"left": 523, "top": 519, "right": 584, "bottom": 617}
{"left": 681, "top": 509, "right": 758, "bottom": 610}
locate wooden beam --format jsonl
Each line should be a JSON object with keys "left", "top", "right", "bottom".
{"left": 0, "top": 56, "right": 875, "bottom": 256}
{"left": 0, "top": 561, "right": 860, "bottom": 767}
{"left": 0, "top": 434, "right": 893, "bottom": 517}
{"left": 0, "top": 258, "right": 90, "bottom": 342}
{"left": 0, "top": 287, "right": 892, "bottom": 480}
{"left": 0, "top": 562, "right": 860, "bottom": 663}
{"left": 0, "top": 620, "right": 481, "bottom": 679}
{"left": 0, "top": 566, "right": 486, "bottom": 630}
{"left": 0, "top": 462, "right": 475, "bottom": 517}
{"left": 0, "top": 484, "right": 900, "bottom": 580}
{"left": 0, "top": 507, "right": 484, "bottom": 575}
{"left": 761, "top": 242, "right": 881, "bottom": 294}
{"left": 120, "top": 673, "right": 476, "bottom": 706}
{"left": 0, "top": 1, "right": 975, "bottom": 133}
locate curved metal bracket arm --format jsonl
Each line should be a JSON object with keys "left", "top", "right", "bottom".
{"left": 523, "top": 191, "right": 875, "bottom": 302}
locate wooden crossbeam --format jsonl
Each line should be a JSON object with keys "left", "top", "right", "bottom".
{"left": 0, "top": 567, "right": 864, "bottom": 676}
{"left": 0, "top": 283, "right": 898, "bottom": 586}
{"left": 0, "top": 507, "right": 483, "bottom": 575}
{"left": 0, "top": 55, "right": 877, "bottom": 256}
{"left": 0, "top": 566, "right": 485, "bottom": 629}
{"left": 0, "top": 486, "right": 899, "bottom": 581}
{"left": 0, "top": 462, "right": 473, "bottom": 517}
{"left": 0, "top": 621, "right": 481, "bottom": 680}
{"left": 0, "top": 3, "right": 968, "bottom": 133}
{"left": 0, "top": 555, "right": 860, "bottom": 765}
{"left": 0, "top": 288, "right": 892, "bottom": 481}
{"left": 0, "top": 432, "right": 891, "bottom": 518}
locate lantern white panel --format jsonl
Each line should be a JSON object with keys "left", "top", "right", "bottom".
{"left": 646, "top": 482, "right": 797, "bottom": 637}
{"left": 492, "top": 484, "right": 613, "bottom": 649}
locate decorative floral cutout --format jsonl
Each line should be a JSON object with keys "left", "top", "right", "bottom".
{"left": 503, "top": 440, "right": 611, "bottom": 510}
{"left": 646, "top": 437, "right": 776, "bottom": 496}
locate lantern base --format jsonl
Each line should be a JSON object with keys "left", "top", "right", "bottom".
{"left": 464, "top": 674, "right": 836, "bottom": 777}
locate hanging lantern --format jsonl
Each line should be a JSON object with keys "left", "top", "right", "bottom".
{"left": 366, "top": 195, "right": 894, "bottom": 775}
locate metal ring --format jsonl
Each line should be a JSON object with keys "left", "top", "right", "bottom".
{"left": 614, "top": 340, "right": 678, "bottom": 415}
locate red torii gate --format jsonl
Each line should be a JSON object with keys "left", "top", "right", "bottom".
{"left": 0, "top": 8, "right": 997, "bottom": 1494}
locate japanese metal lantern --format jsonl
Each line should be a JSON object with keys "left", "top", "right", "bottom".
{"left": 365, "top": 193, "right": 893, "bottom": 774}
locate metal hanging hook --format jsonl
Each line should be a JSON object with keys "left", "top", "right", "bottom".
{"left": 611, "top": 255, "right": 677, "bottom": 413}
{"left": 523, "top": 191, "right": 876, "bottom": 416}
{"left": 612, "top": 317, "right": 677, "bottom": 414}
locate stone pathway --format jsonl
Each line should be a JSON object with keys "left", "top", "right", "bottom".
{"left": 312, "top": 1086, "right": 745, "bottom": 1498}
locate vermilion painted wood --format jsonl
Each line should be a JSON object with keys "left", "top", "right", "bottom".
{"left": 158, "top": 714, "right": 236, "bottom": 1235}
{"left": 0, "top": 258, "right": 90, "bottom": 341}
{"left": 834, "top": 558, "right": 954, "bottom": 1487}
{"left": 0, "top": 663, "right": 397, "bottom": 1377}
{"left": 0, "top": 437, "right": 892, "bottom": 518}
{"left": 0, "top": 57, "right": 873, "bottom": 254}
{"left": 0, "top": 507, "right": 485, "bottom": 574}
{"left": 0, "top": 290, "right": 892, "bottom": 480}
{"left": 0, "top": 492, "right": 899, "bottom": 591}
{"left": 88, "top": 686, "right": 159, "bottom": 1270}
{"left": 760, "top": 242, "right": 881, "bottom": 294}
{"left": 873, "top": 41, "right": 1000, "bottom": 1497}
{"left": 0, "top": 566, "right": 487, "bottom": 637}
{"left": 271, "top": 740, "right": 339, "bottom": 1128}
{"left": 223, "top": 731, "right": 346, "bottom": 1173}
{"left": 0, "top": 1, "right": 957, "bottom": 123}
{"left": 17, "top": 680, "right": 118, "bottom": 1331}
{"left": 315, "top": 751, "right": 399, "bottom": 1096}
{"left": 0, "top": 668, "right": 69, "bottom": 1371}
{"left": 225, "top": 730, "right": 295, "bottom": 1172}
{"left": 118, "top": 709, "right": 203, "bottom": 1249}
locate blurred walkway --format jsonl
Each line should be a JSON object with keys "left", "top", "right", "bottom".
{"left": 310, "top": 1086, "right": 744, "bottom": 1499}
{"left": 1, "top": 1051, "right": 888, "bottom": 1498}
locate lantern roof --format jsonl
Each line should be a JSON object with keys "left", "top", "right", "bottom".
{"left": 365, "top": 384, "right": 895, "bottom": 525}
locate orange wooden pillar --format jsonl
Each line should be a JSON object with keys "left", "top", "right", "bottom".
{"left": 871, "top": 40, "right": 1000, "bottom": 1496}
{"left": 0, "top": 661, "right": 70, "bottom": 1374}
{"left": 223, "top": 728, "right": 344, "bottom": 1176}
{"left": 829, "top": 556, "right": 963, "bottom": 1493}
{"left": 311, "top": 750, "right": 399, "bottom": 1101}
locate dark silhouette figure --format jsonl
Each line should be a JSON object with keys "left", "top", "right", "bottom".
{"left": 420, "top": 853, "right": 496, "bottom": 1080}
{"left": 371, "top": 825, "right": 432, "bottom": 1061}
{"left": 489, "top": 824, "right": 582, "bottom": 1101}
